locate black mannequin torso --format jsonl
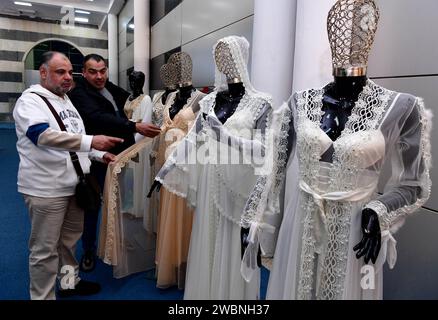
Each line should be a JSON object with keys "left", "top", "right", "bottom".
{"left": 320, "top": 76, "right": 367, "bottom": 141}
{"left": 129, "top": 87, "right": 143, "bottom": 101}
{"left": 169, "top": 85, "right": 195, "bottom": 120}
{"left": 214, "top": 82, "right": 245, "bottom": 124}
{"left": 128, "top": 71, "right": 145, "bottom": 101}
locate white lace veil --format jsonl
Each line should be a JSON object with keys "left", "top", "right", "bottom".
{"left": 212, "top": 36, "right": 270, "bottom": 102}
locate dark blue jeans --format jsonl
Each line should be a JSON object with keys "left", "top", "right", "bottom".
{"left": 81, "top": 162, "right": 107, "bottom": 253}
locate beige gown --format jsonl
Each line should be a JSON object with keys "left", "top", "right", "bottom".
{"left": 154, "top": 90, "right": 204, "bottom": 289}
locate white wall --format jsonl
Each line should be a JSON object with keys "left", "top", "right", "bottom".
{"left": 118, "top": 0, "right": 135, "bottom": 90}
{"left": 151, "top": 0, "right": 254, "bottom": 88}
{"left": 370, "top": 0, "right": 438, "bottom": 299}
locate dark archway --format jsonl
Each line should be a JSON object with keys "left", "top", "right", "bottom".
{"left": 25, "top": 40, "right": 84, "bottom": 72}
{"left": 24, "top": 39, "right": 84, "bottom": 88}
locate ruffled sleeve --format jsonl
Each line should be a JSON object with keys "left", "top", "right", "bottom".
{"left": 154, "top": 113, "right": 202, "bottom": 208}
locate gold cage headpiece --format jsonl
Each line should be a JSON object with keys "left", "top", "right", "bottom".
{"left": 327, "top": 0, "right": 380, "bottom": 76}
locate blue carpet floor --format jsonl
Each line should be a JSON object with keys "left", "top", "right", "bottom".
{"left": 0, "top": 128, "right": 269, "bottom": 300}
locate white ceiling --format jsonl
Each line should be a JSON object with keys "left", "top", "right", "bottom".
{"left": 0, "top": 0, "right": 126, "bottom": 30}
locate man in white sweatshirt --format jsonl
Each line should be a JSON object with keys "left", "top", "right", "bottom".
{"left": 13, "top": 51, "right": 123, "bottom": 300}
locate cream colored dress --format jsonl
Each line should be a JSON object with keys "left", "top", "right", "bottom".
{"left": 97, "top": 94, "right": 160, "bottom": 279}
{"left": 154, "top": 90, "right": 204, "bottom": 289}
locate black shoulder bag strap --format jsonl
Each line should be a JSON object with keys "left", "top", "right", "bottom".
{"left": 31, "top": 92, "right": 85, "bottom": 180}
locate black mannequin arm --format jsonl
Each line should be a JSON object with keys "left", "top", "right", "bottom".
{"left": 147, "top": 180, "right": 161, "bottom": 198}
{"left": 354, "top": 208, "right": 381, "bottom": 264}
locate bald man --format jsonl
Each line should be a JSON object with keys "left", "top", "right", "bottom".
{"left": 13, "top": 51, "right": 122, "bottom": 300}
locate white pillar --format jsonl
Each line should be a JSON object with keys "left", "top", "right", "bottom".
{"left": 291, "top": 0, "right": 336, "bottom": 92}
{"left": 134, "top": 0, "right": 150, "bottom": 93}
{"left": 107, "top": 13, "right": 119, "bottom": 85}
{"left": 251, "top": 0, "right": 297, "bottom": 107}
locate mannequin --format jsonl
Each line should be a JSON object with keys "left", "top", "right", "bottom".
{"left": 151, "top": 63, "right": 178, "bottom": 130}
{"left": 169, "top": 84, "right": 196, "bottom": 120}
{"left": 266, "top": 0, "right": 432, "bottom": 300}
{"left": 150, "top": 51, "right": 205, "bottom": 290}
{"left": 212, "top": 40, "right": 262, "bottom": 266}
{"left": 128, "top": 71, "right": 145, "bottom": 101}
{"left": 124, "top": 70, "right": 154, "bottom": 143}
{"left": 160, "top": 63, "right": 178, "bottom": 105}
{"left": 212, "top": 41, "right": 246, "bottom": 123}
{"left": 124, "top": 71, "right": 151, "bottom": 122}
{"left": 167, "top": 52, "right": 197, "bottom": 120}
{"left": 151, "top": 36, "right": 288, "bottom": 300}
{"left": 98, "top": 71, "right": 157, "bottom": 278}
{"left": 321, "top": 76, "right": 380, "bottom": 263}
{"left": 147, "top": 52, "right": 198, "bottom": 194}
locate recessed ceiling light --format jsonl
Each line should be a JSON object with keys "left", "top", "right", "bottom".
{"left": 75, "top": 17, "right": 89, "bottom": 23}
{"left": 14, "top": 1, "right": 32, "bottom": 6}
{"left": 75, "top": 10, "right": 90, "bottom": 15}
{"left": 128, "top": 24, "right": 134, "bottom": 29}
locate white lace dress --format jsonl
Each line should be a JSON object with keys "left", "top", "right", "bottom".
{"left": 267, "top": 80, "right": 432, "bottom": 300}
{"left": 156, "top": 93, "right": 268, "bottom": 299}
{"left": 155, "top": 35, "right": 292, "bottom": 300}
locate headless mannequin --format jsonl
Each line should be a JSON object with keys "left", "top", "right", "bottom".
{"left": 321, "top": 75, "right": 381, "bottom": 264}
{"left": 169, "top": 84, "right": 196, "bottom": 120}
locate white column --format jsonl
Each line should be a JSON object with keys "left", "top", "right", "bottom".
{"left": 134, "top": 0, "right": 150, "bottom": 93}
{"left": 107, "top": 13, "right": 119, "bottom": 85}
{"left": 291, "top": 0, "right": 336, "bottom": 92}
{"left": 251, "top": 0, "right": 297, "bottom": 107}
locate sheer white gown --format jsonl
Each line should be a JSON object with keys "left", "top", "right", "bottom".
{"left": 267, "top": 80, "right": 432, "bottom": 300}
{"left": 154, "top": 36, "right": 291, "bottom": 300}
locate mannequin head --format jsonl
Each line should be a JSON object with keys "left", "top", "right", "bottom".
{"left": 327, "top": 0, "right": 380, "bottom": 77}
{"left": 214, "top": 40, "right": 241, "bottom": 83}
{"left": 160, "top": 63, "right": 177, "bottom": 90}
{"left": 168, "top": 52, "right": 193, "bottom": 87}
{"left": 129, "top": 70, "right": 145, "bottom": 94}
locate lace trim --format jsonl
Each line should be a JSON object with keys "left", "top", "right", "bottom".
{"left": 152, "top": 91, "right": 167, "bottom": 127}
{"left": 102, "top": 139, "right": 151, "bottom": 265}
{"left": 295, "top": 90, "right": 325, "bottom": 188}
{"left": 155, "top": 176, "right": 187, "bottom": 199}
{"left": 297, "top": 195, "right": 318, "bottom": 299}
{"left": 124, "top": 94, "right": 146, "bottom": 120}
{"left": 332, "top": 80, "right": 393, "bottom": 191}
{"left": 240, "top": 105, "right": 292, "bottom": 228}
{"left": 318, "top": 202, "right": 352, "bottom": 300}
